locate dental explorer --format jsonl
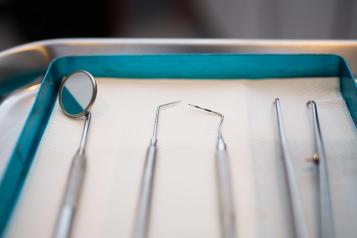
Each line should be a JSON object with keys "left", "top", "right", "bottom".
{"left": 188, "top": 104, "right": 237, "bottom": 238}
{"left": 133, "top": 101, "right": 180, "bottom": 238}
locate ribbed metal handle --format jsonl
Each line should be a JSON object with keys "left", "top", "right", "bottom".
{"left": 133, "top": 145, "right": 157, "bottom": 238}
{"left": 215, "top": 149, "right": 237, "bottom": 238}
{"left": 53, "top": 151, "right": 86, "bottom": 238}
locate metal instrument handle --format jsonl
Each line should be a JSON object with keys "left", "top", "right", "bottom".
{"left": 308, "top": 101, "right": 334, "bottom": 238}
{"left": 53, "top": 151, "right": 86, "bottom": 238}
{"left": 283, "top": 156, "right": 309, "bottom": 238}
{"left": 133, "top": 144, "right": 157, "bottom": 238}
{"left": 275, "top": 98, "right": 309, "bottom": 238}
{"left": 216, "top": 149, "right": 237, "bottom": 238}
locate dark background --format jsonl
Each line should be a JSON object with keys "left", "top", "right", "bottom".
{"left": 0, "top": 0, "right": 356, "bottom": 50}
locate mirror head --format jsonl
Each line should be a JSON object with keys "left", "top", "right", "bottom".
{"left": 59, "top": 70, "right": 97, "bottom": 118}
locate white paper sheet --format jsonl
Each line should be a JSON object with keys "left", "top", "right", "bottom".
{"left": 5, "top": 77, "right": 357, "bottom": 238}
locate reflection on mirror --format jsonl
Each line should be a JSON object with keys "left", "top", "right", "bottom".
{"left": 59, "top": 70, "right": 97, "bottom": 118}
{"left": 54, "top": 70, "right": 97, "bottom": 238}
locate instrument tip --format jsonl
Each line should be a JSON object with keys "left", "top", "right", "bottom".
{"left": 307, "top": 100, "right": 316, "bottom": 106}
{"left": 188, "top": 103, "right": 199, "bottom": 108}
{"left": 188, "top": 103, "right": 225, "bottom": 140}
{"left": 158, "top": 101, "right": 181, "bottom": 108}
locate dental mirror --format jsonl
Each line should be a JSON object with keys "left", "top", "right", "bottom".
{"left": 59, "top": 70, "right": 97, "bottom": 118}
{"left": 53, "top": 70, "right": 97, "bottom": 238}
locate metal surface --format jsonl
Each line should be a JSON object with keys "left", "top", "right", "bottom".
{"left": 189, "top": 104, "right": 236, "bottom": 238}
{"left": 0, "top": 40, "right": 355, "bottom": 237}
{"left": 188, "top": 104, "right": 225, "bottom": 150}
{"left": 53, "top": 112, "right": 91, "bottom": 238}
{"left": 1, "top": 39, "right": 357, "bottom": 165}
{"left": 54, "top": 73, "right": 97, "bottom": 238}
{"left": 53, "top": 151, "right": 86, "bottom": 238}
{"left": 150, "top": 101, "right": 180, "bottom": 146}
{"left": 1, "top": 39, "right": 357, "bottom": 100}
{"left": 0, "top": 83, "right": 39, "bottom": 178}
{"left": 307, "top": 101, "right": 335, "bottom": 238}
{"left": 133, "top": 101, "right": 179, "bottom": 238}
{"left": 78, "top": 113, "right": 92, "bottom": 155}
{"left": 274, "top": 98, "right": 309, "bottom": 238}
{"left": 59, "top": 70, "right": 97, "bottom": 119}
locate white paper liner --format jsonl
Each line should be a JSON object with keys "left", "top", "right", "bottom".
{"left": 5, "top": 77, "right": 357, "bottom": 238}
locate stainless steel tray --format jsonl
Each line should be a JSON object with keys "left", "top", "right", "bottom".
{"left": 1, "top": 38, "right": 357, "bottom": 175}
{"left": 1, "top": 39, "right": 357, "bottom": 237}
{"left": 1, "top": 39, "right": 357, "bottom": 79}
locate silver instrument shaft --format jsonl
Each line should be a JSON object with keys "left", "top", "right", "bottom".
{"left": 133, "top": 101, "right": 179, "bottom": 238}
{"left": 274, "top": 98, "right": 308, "bottom": 238}
{"left": 133, "top": 144, "right": 156, "bottom": 238}
{"left": 189, "top": 104, "right": 237, "bottom": 238}
{"left": 307, "top": 101, "right": 335, "bottom": 238}
{"left": 216, "top": 141, "right": 236, "bottom": 238}
{"left": 53, "top": 113, "right": 91, "bottom": 238}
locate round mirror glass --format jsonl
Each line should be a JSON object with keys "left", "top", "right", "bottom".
{"left": 59, "top": 70, "right": 97, "bottom": 118}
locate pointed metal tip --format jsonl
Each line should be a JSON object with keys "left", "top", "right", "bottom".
{"left": 158, "top": 101, "right": 181, "bottom": 108}
{"left": 273, "top": 98, "right": 281, "bottom": 108}
{"left": 188, "top": 104, "right": 207, "bottom": 111}
{"left": 307, "top": 100, "right": 316, "bottom": 106}
{"left": 166, "top": 100, "right": 181, "bottom": 105}
{"left": 188, "top": 103, "right": 223, "bottom": 117}
{"left": 188, "top": 103, "right": 225, "bottom": 141}
{"left": 152, "top": 100, "right": 181, "bottom": 143}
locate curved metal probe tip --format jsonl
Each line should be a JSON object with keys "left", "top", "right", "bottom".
{"left": 274, "top": 97, "right": 280, "bottom": 104}
{"left": 188, "top": 104, "right": 225, "bottom": 150}
{"left": 151, "top": 101, "right": 180, "bottom": 145}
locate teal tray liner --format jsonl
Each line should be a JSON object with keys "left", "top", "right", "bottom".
{"left": 0, "top": 54, "right": 356, "bottom": 236}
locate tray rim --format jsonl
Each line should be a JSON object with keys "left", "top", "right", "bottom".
{"left": 0, "top": 52, "right": 356, "bottom": 236}
{"left": 2, "top": 38, "right": 357, "bottom": 106}
{"left": 1, "top": 38, "right": 357, "bottom": 83}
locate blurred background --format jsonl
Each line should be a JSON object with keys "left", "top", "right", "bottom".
{"left": 0, "top": 0, "right": 356, "bottom": 51}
